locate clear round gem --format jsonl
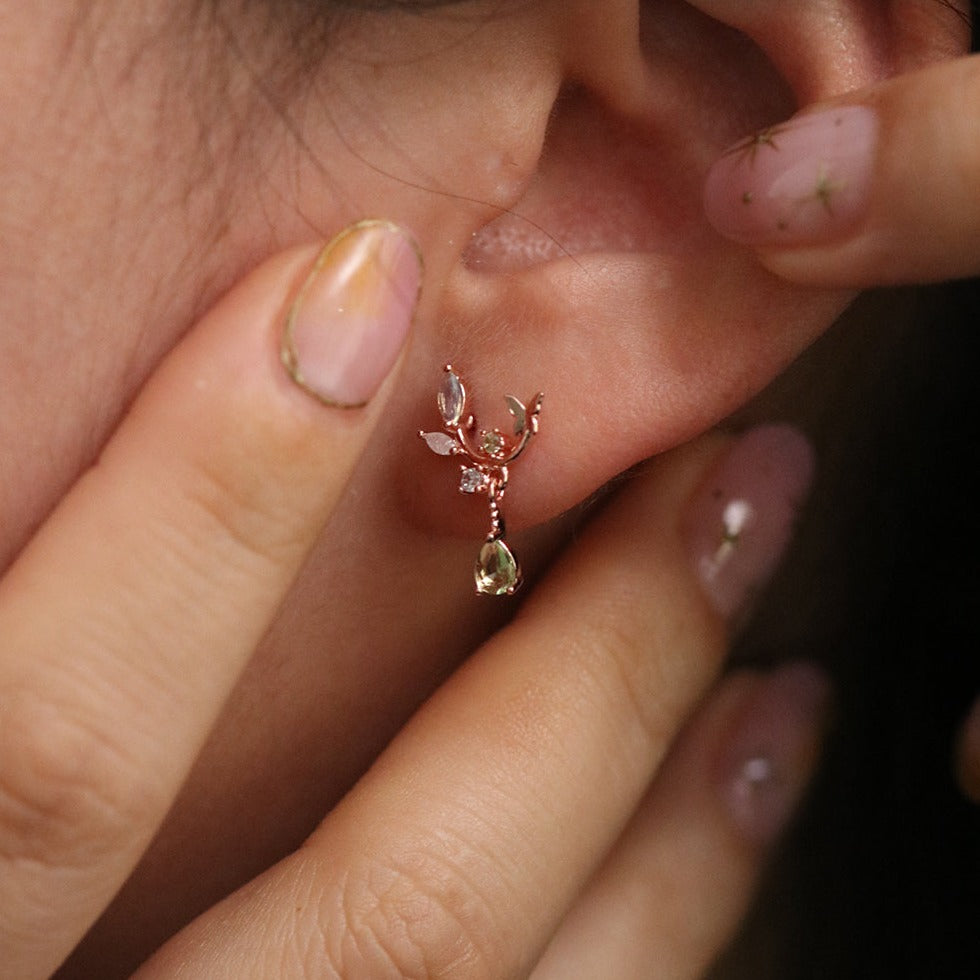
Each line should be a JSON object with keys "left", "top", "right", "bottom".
{"left": 474, "top": 539, "right": 520, "bottom": 596}
{"left": 460, "top": 467, "right": 488, "bottom": 493}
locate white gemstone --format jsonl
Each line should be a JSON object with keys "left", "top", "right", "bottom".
{"left": 421, "top": 431, "right": 459, "bottom": 455}
{"left": 460, "top": 468, "right": 488, "bottom": 493}
{"left": 438, "top": 370, "right": 465, "bottom": 426}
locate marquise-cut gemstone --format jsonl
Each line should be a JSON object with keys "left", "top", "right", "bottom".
{"left": 474, "top": 538, "right": 520, "bottom": 596}
{"left": 421, "top": 431, "right": 459, "bottom": 455}
{"left": 460, "top": 467, "right": 488, "bottom": 493}
{"left": 438, "top": 370, "right": 464, "bottom": 426}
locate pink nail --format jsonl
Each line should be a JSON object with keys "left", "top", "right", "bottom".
{"left": 684, "top": 424, "right": 815, "bottom": 619}
{"left": 281, "top": 220, "right": 422, "bottom": 407}
{"left": 718, "top": 662, "right": 831, "bottom": 845}
{"left": 704, "top": 106, "right": 878, "bottom": 246}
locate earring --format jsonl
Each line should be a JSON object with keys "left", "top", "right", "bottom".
{"left": 420, "top": 365, "right": 543, "bottom": 596}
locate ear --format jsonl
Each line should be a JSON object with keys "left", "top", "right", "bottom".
{"left": 270, "top": 0, "right": 970, "bottom": 534}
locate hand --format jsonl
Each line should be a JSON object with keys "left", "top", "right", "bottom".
{"left": 1, "top": 220, "right": 825, "bottom": 978}
{"left": 703, "top": 51, "right": 980, "bottom": 815}
{"left": 0, "top": 220, "right": 421, "bottom": 977}
{"left": 958, "top": 697, "right": 980, "bottom": 804}
{"left": 129, "top": 428, "right": 826, "bottom": 979}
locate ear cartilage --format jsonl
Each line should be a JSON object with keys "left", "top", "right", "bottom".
{"left": 420, "top": 365, "right": 543, "bottom": 596}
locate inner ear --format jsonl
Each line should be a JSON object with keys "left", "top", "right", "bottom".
{"left": 463, "top": 4, "right": 794, "bottom": 274}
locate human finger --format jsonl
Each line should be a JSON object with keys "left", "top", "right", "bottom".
{"left": 703, "top": 55, "right": 980, "bottom": 286}
{"left": 0, "top": 220, "right": 421, "bottom": 979}
{"left": 533, "top": 662, "right": 830, "bottom": 980}
{"left": 135, "top": 425, "right": 815, "bottom": 979}
{"left": 955, "top": 694, "right": 980, "bottom": 803}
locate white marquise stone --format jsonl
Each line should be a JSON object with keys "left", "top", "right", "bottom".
{"left": 438, "top": 370, "right": 465, "bottom": 426}
{"left": 460, "top": 468, "right": 488, "bottom": 493}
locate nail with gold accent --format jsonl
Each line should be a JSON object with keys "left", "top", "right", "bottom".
{"left": 282, "top": 219, "right": 422, "bottom": 408}
{"left": 704, "top": 106, "right": 878, "bottom": 246}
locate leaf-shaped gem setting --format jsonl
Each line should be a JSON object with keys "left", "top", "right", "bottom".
{"left": 505, "top": 395, "right": 527, "bottom": 436}
{"left": 421, "top": 431, "right": 460, "bottom": 456}
{"left": 438, "top": 368, "right": 465, "bottom": 427}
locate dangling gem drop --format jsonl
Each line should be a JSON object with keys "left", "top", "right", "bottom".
{"left": 420, "top": 365, "right": 543, "bottom": 597}
{"left": 475, "top": 538, "right": 521, "bottom": 596}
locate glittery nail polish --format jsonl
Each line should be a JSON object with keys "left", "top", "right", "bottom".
{"left": 704, "top": 106, "right": 878, "bottom": 247}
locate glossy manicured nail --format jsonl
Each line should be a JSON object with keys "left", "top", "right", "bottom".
{"left": 719, "top": 662, "right": 831, "bottom": 845}
{"left": 281, "top": 219, "right": 422, "bottom": 407}
{"left": 955, "top": 695, "right": 980, "bottom": 804}
{"left": 684, "top": 424, "right": 815, "bottom": 620}
{"left": 704, "top": 106, "right": 878, "bottom": 247}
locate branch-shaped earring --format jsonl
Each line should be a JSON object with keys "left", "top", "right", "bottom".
{"left": 420, "top": 365, "right": 543, "bottom": 596}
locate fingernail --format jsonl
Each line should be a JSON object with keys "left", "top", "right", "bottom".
{"left": 684, "top": 424, "right": 815, "bottom": 620}
{"left": 704, "top": 105, "right": 878, "bottom": 247}
{"left": 719, "top": 662, "right": 831, "bottom": 845}
{"left": 955, "top": 695, "right": 980, "bottom": 804}
{"left": 281, "top": 219, "right": 422, "bottom": 407}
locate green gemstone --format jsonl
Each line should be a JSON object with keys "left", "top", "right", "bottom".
{"left": 481, "top": 430, "right": 505, "bottom": 456}
{"left": 474, "top": 539, "right": 520, "bottom": 596}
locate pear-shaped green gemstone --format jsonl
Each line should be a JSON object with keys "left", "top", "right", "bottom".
{"left": 474, "top": 538, "right": 521, "bottom": 596}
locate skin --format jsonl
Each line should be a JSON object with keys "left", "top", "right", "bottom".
{"left": 0, "top": 0, "right": 974, "bottom": 975}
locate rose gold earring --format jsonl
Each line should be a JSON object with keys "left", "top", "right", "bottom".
{"left": 420, "top": 365, "right": 543, "bottom": 596}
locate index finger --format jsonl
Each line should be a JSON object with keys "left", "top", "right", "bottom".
{"left": 0, "top": 221, "right": 421, "bottom": 978}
